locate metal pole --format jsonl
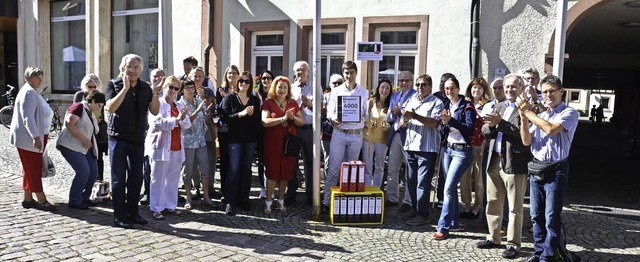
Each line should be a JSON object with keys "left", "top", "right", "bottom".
{"left": 553, "top": 0, "right": 568, "bottom": 80}
{"left": 470, "top": 0, "right": 481, "bottom": 78}
{"left": 311, "top": 0, "right": 322, "bottom": 220}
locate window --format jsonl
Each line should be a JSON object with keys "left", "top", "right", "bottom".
{"left": 111, "top": 0, "right": 159, "bottom": 81}
{"left": 570, "top": 91, "right": 580, "bottom": 102}
{"left": 50, "top": 0, "right": 86, "bottom": 93}
{"left": 252, "top": 31, "right": 283, "bottom": 78}
{"left": 309, "top": 30, "right": 347, "bottom": 88}
{"left": 374, "top": 28, "right": 418, "bottom": 89}
{"left": 601, "top": 98, "right": 610, "bottom": 109}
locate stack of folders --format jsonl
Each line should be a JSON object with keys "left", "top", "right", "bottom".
{"left": 339, "top": 161, "right": 366, "bottom": 192}
{"left": 330, "top": 186, "right": 384, "bottom": 225}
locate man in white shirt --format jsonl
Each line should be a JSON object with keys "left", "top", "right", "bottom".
{"left": 287, "top": 61, "right": 315, "bottom": 206}
{"left": 323, "top": 61, "right": 370, "bottom": 212}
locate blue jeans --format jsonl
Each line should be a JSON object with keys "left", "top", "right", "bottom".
{"left": 109, "top": 139, "right": 144, "bottom": 219}
{"left": 59, "top": 146, "right": 98, "bottom": 205}
{"left": 225, "top": 142, "right": 257, "bottom": 206}
{"left": 406, "top": 151, "right": 437, "bottom": 218}
{"left": 530, "top": 161, "right": 569, "bottom": 261}
{"left": 438, "top": 146, "right": 473, "bottom": 234}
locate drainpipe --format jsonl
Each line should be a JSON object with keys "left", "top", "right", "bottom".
{"left": 470, "top": 0, "right": 481, "bottom": 78}
{"left": 552, "top": 0, "right": 568, "bottom": 80}
{"left": 204, "top": 0, "right": 214, "bottom": 80}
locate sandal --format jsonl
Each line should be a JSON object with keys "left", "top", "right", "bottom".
{"left": 164, "top": 209, "right": 182, "bottom": 215}
{"left": 35, "top": 201, "right": 57, "bottom": 211}
{"left": 184, "top": 199, "right": 192, "bottom": 210}
{"left": 22, "top": 199, "right": 38, "bottom": 209}
{"left": 152, "top": 212, "right": 164, "bottom": 220}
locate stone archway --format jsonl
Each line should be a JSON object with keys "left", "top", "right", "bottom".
{"left": 544, "top": 0, "right": 614, "bottom": 74}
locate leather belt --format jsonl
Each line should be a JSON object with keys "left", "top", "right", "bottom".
{"left": 299, "top": 124, "right": 313, "bottom": 130}
{"left": 447, "top": 142, "right": 471, "bottom": 150}
{"left": 334, "top": 127, "right": 362, "bottom": 135}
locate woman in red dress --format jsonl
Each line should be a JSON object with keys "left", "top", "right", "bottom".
{"left": 261, "top": 76, "right": 303, "bottom": 214}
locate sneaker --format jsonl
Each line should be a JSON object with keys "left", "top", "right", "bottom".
{"left": 433, "top": 232, "right": 448, "bottom": 240}
{"left": 225, "top": 204, "right": 235, "bottom": 216}
{"left": 398, "top": 203, "right": 412, "bottom": 213}
{"left": 139, "top": 195, "right": 149, "bottom": 205}
{"left": 407, "top": 215, "right": 429, "bottom": 226}
{"left": 500, "top": 227, "right": 507, "bottom": 237}
{"left": 152, "top": 212, "right": 165, "bottom": 220}
{"left": 277, "top": 199, "right": 286, "bottom": 212}
{"left": 264, "top": 200, "right": 272, "bottom": 215}
{"left": 321, "top": 205, "right": 330, "bottom": 214}
{"left": 476, "top": 239, "right": 500, "bottom": 249}
{"left": 259, "top": 188, "right": 267, "bottom": 199}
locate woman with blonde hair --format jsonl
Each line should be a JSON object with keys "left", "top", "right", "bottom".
{"left": 261, "top": 76, "right": 303, "bottom": 214}
{"left": 73, "top": 73, "right": 108, "bottom": 181}
{"left": 460, "top": 77, "right": 492, "bottom": 219}
{"left": 216, "top": 64, "right": 239, "bottom": 198}
{"left": 145, "top": 75, "right": 191, "bottom": 220}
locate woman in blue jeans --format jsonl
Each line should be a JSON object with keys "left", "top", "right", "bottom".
{"left": 57, "top": 90, "right": 106, "bottom": 209}
{"left": 434, "top": 76, "right": 476, "bottom": 240}
{"left": 219, "top": 71, "right": 261, "bottom": 216}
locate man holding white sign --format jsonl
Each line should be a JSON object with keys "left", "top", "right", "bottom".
{"left": 323, "top": 61, "right": 370, "bottom": 213}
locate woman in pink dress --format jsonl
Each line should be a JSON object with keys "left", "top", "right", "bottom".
{"left": 261, "top": 76, "right": 303, "bottom": 214}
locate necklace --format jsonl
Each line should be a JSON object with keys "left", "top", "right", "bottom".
{"left": 276, "top": 99, "right": 286, "bottom": 109}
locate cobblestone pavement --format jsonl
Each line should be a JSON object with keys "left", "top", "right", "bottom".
{"left": 1, "top": 127, "right": 640, "bottom": 261}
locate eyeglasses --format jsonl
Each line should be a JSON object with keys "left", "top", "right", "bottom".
{"left": 332, "top": 81, "right": 343, "bottom": 86}
{"left": 415, "top": 83, "right": 429, "bottom": 88}
{"left": 168, "top": 85, "right": 181, "bottom": 91}
{"left": 95, "top": 102, "right": 104, "bottom": 107}
{"left": 541, "top": 89, "right": 560, "bottom": 96}
{"left": 398, "top": 79, "right": 412, "bottom": 83}
{"left": 238, "top": 79, "right": 251, "bottom": 85}
{"left": 261, "top": 77, "right": 272, "bottom": 81}
{"left": 87, "top": 85, "right": 97, "bottom": 89}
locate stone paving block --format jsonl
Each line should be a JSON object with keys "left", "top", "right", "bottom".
{"left": 0, "top": 252, "right": 27, "bottom": 261}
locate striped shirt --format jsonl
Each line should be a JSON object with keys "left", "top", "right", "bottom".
{"left": 403, "top": 93, "right": 444, "bottom": 152}
{"left": 529, "top": 102, "right": 578, "bottom": 162}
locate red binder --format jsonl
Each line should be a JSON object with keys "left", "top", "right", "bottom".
{"left": 340, "top": 162, "right": 350, "bottom": 192}
{"left": 349, "top": 161, "right": 358, "bottom": 192}
{"left": 356, "top": 161, "right": 366, "bottom": 192}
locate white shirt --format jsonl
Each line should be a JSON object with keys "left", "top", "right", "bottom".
{"left": 494, "top": 101, "right": 517, "bottom": 154}
{"left": 327, "top": 83, "right": 370, "bottom": 130}
{"left": 291, "top": 80, "right": 314, "bottom": 125}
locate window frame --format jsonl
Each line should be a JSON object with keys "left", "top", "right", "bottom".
{"left": 307, "top": 28, "right": 348, "bottom": 88}
{"left": 251, "top": 30, "right": 284, "bottom": 77}
{"left": 49, "top": 0, "right": 87, "bottom": 94}
{"left": 110, "top": 1, "right": 160, "bottom": 82}
{"left": 373, "top": 26, "right": 419, "bottom": 88}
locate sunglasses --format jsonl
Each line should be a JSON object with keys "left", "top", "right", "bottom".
{"left": 238, "top": 79, "right": 251, "bottom": 85}
{"left": 415, "top": 83, "right": 429, "bottom": 88}
{"left": 87, "top": 85, "right": 97, "bottom": 89}
{"left": 168, "top": 85, "right": 180, "bottom": 91}
{"left": 332, "top": 81, "right": 343, "bottom": 86}
{"left": 261, "top": 76, "right": 273, "bottom": 81}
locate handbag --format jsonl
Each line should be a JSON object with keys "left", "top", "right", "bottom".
{"left": 42, "top": 146, "right": 56, "bottom": 178}
{"left": 527, "top": 158, "right": 567, "bottom": 181}
{"left": 89, "top": 180, "right": 111, "bottom": 203}
{"left": 283, "top": 130, "right": 302, "bottom": 157}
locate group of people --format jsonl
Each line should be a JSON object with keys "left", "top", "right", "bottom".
{"left": 10, "top": 54, "right": 577, "bottom": 261}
